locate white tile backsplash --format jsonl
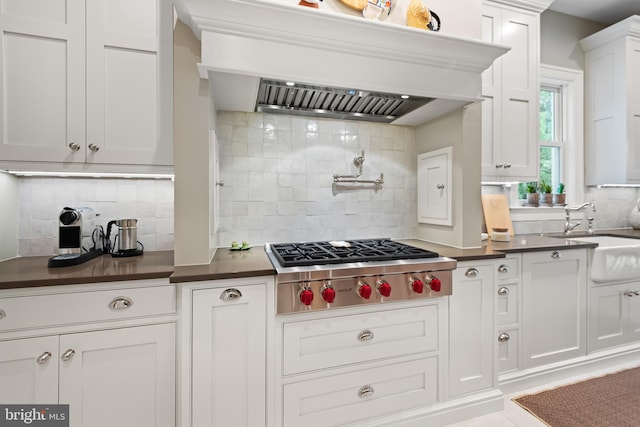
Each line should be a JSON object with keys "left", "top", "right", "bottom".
{"left": 17, "top": 177, "right": 174, "bottom": 256}
{"left": 217, "top": 111, "right": 418, "bottom": 245}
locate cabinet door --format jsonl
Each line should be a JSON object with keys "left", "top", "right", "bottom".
{"left": 449, "top": 263, "right": 495, "bottom": 397}
{"left": 192, "top": 285, "right": 266, "bottom": 427}
{"left": 0, "top": 336, "right": 58, "bottom": 404}
{"left": 85, "top": 0, "right": 173, "bottom": 165}
{"left": 522, "top": 249, "right": 587, "bottom": 368}
{"left": 589, "top": 284, "right": 627, "bottom": 352}
{"left": 418, "top": 147, "right": 452, "bottom": 225}
{"left": 59, "top": 324, "right": 175, "bottom": 427}
{"left": 0, "top": 0, "right": 85, "bottom": 162}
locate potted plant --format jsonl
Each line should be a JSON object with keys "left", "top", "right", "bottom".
{"left": 525, "top": 182, "right": 539, "bottom": 206}
{"left": 553, "top": 183, "right": 566, "bottom": 206}
{"left": 540, "top": 180, "right": 553, "bottom": 206}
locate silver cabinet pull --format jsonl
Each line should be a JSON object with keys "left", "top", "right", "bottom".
{"left": 465, "top": 268, "right": 479, "bottom": 277}
{"left": 498, "top": 264, "right": 510, "bottom": 273}
{"left": 498, "top": 333, "right": 510, "bottom": 343}
{"left": 220, "top": 288, "right": 242, "bottom": 302}
{"left": 503, "top": 163, "right": 512, "bottom": 169}
{"left": 68, "top": 142, "right": 81, "bottom": 151}
{"left": 88, "top": 143, "right": 100, "bottom": 152}
{"left": 437, "top": 184, "right": 445, "bottom": 190}
{"left": 109, "top": 296, "right": 133, "bottom": 310}
{"left": 497, "top": 287, "right": 509, "bottom": 296}
{"left": 624, "top": 291, "right": 640, "bottom": 297}
{"left": 36, "top": 352, "right": 52, "bottom": 365}
{"left": 495, "top": 163, "right": 503, "bottom": 169}
{"left": 0, "top": 309, "right": 5, "bottom": 320}
{"left": 551, "top": 251, "right": 561, "bottom": 259}
{"left": 357, "top": 329, "right": 374, "bottom": 342}
{"left": 60, "top": 349, "right": 75, "bottom": 362}
{"left": 358, "top": 385, "right": 374, "bottom": 398}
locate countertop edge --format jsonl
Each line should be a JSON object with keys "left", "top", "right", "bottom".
{"left": 170, "top": 269, "right": 276, "bottom": 283}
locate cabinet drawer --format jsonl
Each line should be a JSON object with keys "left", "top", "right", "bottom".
{"left": 496, "top": 283, "right": 519, "bottom": 326}
{"left": 0, "top": 286, "right": 176, "bottom": 332}
{"left": 498, "top": 328, "right": 519, "bottom": 374}
{"left": 282, "top": 305, "right": 439, "bottom": 375}
{"left": 283, "top": 357, "right": 438, "bottom": 427}
{"left": 496, "top": 257, "right": 519, "bottom": 280}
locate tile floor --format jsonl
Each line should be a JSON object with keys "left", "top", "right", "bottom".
{"left": 446, "top": 361, "right": 640, "bottom": 426}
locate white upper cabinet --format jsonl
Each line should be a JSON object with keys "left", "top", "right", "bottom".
{"left": 0, "top": 0, "right": 173, "bottom": 168}
{"left": 580, "top": 16, "right": 640, "bottom": 185}
{"left": 481, "top": 1, "right": 550, "bottom": 181}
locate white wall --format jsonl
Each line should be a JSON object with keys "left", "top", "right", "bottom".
{"left": 17, "top": 177, "right": 174, "bottom": 256}
{"left": 216, "top": 111, "right": 418, "bottom": 245}
{"left": 0, "top": 171, "right": 19, "bottom": 260}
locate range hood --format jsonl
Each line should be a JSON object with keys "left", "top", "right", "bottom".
{"left": 174, "top": 0, "right": 509, "bottom": 126}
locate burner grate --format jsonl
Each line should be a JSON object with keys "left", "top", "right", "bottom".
{"left": 270, "top": 239, "right": 439, "bottom": 267}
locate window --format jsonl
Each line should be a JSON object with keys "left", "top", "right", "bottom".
{"left": 513, "top": 65, "right": 584, "bottom": 208}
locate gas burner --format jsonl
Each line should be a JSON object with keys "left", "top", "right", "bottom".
{"left": 269, "top": 239, "right": 439, "bottom": 267}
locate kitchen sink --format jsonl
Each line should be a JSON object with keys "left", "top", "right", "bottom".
{"left": 569, "top": 236, "right": 640, "bottom": 283}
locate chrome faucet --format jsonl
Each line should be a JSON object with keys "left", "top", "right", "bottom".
{"left": 564, "top": 202, "right": 596, "bottom": 235}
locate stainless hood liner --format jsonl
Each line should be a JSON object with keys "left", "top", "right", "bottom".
{"left": 255, "top": 79, "right": 434, "bottom": 123}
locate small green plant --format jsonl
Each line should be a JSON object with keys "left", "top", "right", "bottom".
{"left": 525, "top": 182, "right": 538, "bottom": 193}
{"left": 540, "top": 180, "right": 552, "bottom": 194}
{"left": 557, "top": 183, "right": 565, "bottom": 194}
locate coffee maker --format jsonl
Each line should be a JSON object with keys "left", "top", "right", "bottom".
{"left": 48, "top": 207, "right": 101, "bottom": 267}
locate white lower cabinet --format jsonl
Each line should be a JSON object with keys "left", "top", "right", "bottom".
{"left": 0, "top": 279, "right": 177, "bottom": 427}
{"left": 283, "top": 357, "right": 438, "bottom": 427}
{"left": 588, "top": 281, "right": 640, "bottom": 352}
{"left": 521, "top": 249, "right": 587, "bottom": 369}
{"left": 449, "top": 262, "right": 495, "bottom": 397}
{"left": 276, "top": 301, "right": 445, "bottom": 426}
{"left": 189, "top": 279, "right": 270, "bottom": 427}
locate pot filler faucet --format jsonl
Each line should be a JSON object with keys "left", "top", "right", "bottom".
{"left": 564, "top": 202, "right": 596, "bottom": 235}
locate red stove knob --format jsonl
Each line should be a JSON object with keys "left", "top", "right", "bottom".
{"left": 299, "top": 288, "right": 314, "bottom": 306}
{"left": 358, "top": 281, "right": 372, "bottom": 299}
{"left": 410, "top": 278, "right": 424, "bottom": 294}
{"left": 427, "top": 276, "right": 442, "bottom": 292}
{"left": 377, "top": 280, "right": 392, "bottom": 298}
{"left": 321, "top": 286, "right": 336, "bottom": 303}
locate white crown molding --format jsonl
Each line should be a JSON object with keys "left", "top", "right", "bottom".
{"left": 482, "top": 0, "right": 554, "bottom": 14}
{"left": 580, "top": 15, "right": 640, "bottom": 51}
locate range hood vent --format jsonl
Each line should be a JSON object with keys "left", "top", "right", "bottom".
{"left": 255, "top": 79, "right": 434, "bottom": 123}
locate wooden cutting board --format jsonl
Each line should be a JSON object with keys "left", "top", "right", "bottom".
{"left": 481, "top": 194, "right": 514, "bottom": 235}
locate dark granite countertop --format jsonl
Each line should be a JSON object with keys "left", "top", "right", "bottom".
{"left": 3, "top": 229, "right": 638, "bottom": 290}
{"left": 0, "top": 251, "right": 174, "bottom": 290}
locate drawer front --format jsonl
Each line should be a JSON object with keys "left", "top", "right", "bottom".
{"left": 496, "top": 256, "right": 519, "bottom": 281}
{"left": 498, "top": 328, "right": 519, "bottom": 374}
{"left": 0, "top": 286, "right": 176, "bottom": 332}
{"left": 283, "top": 305, "right": 440, "bottom": 375}
{"left": 283, "top": 357, "right": 438, "bottom": 427}
{"left": 496, "top": 283, "right": 519, "bottom": 326}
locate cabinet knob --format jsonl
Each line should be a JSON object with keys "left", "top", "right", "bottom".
{"left": 497, "top": 287, "right": 509, "bottom": 296}
{"left": 498, "top": 332, "right": 510, "bottom": 343}
{"left": 551, "top": 251, "right": 561, "bottom": 259}
{"left": 358, "top": 385, "right": 374, "bottom": 398}
{"left": 498, "top": 264, "right": 510, "bottom": 273}
{"left": 624, "top": 291, "right": 640, "bottom": 297}
{"left": 503, "top": 163, "right": 512, "bottom": 169}
{"left": 60, "top": 349, "right": 75, "bottom": 362}
{"left": 0, "top": 309, "right": 5, "bottom": 320}
{"left": 88, "top": 143, "right": 100, "bottom": 152}
{"left": 36, "top": 351, "right": 52, "bottom": 365}
{"left": 220, "top": 288, "right": 243, "bottom": 301}
{"left": 68, "top": 142, "right": 81, "bottom": 151}
{"left": 109, "top": 296, "right": 134, "bottom": 310}
{"left": 465, "top": 268, "right": 479, "bottom": 277}
{"left": 495, "top": 163, "right": 503, "bottom": 169}
{"left": 357, "top": 329, "right": 374, "bottom": 342}
{"left": 437, "top": 184, "right": 445, "bottom": 190}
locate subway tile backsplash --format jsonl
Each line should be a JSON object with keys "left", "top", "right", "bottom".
{"left": 18, "top": 177, "right": 174, "bottom": 256}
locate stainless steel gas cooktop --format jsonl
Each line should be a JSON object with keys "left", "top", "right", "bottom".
{"left": 265, "top": 239, "right": 457, "bottom": 315}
